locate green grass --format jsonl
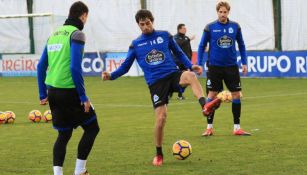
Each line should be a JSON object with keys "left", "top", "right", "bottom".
{"left": 0, "top": 77, "right": 307, "bottom": 175}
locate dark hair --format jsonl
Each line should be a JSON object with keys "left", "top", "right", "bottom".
{"left": 135, "top": 9, "right": 154, "bottom": 23}
{"left": 177, "top": 23, "right": 185, "bottom": 32}
{"left": 68, "top": 1, "right": 89, "bottom": 19}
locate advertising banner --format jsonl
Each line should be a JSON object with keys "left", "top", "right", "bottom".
{"left": 82, "top": 52, "right": 105, "bottom": 76}
{"left": 199, "top": 51, "right": 307, "bottom": 78}
{"left": 82, "top": 52, "right": 143, "bottom": 77}
{"left": 1, "top": 54, "right": 40, "bottom": 76}
{"left": 104, "top": 52, "right": 143, "bottom": 77}
{"left": 1, "top": 51, "right": 305, "bottom": 77}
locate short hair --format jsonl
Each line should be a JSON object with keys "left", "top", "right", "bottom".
{"left": 135, "top": 9, "right": 154, "bottom": 23}
{"left": 177, "top": 24, "right": 185, "bottom": 32}
{"left": 216, "top": 1, "right": 231, "bottom": 11}
{"left": 68, "top": 1, "right": 89, "bottom": 19}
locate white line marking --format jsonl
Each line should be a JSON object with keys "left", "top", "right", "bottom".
{"left": 1, "top": 92, "right": 306, "bottom": 108}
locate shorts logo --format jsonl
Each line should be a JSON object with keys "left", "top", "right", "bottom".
{"left": 217, "top": 35, "right": 233, "bottom": 48}
{"left": 153, "top": 94, "right": 159, "bottom": 102}
{"left": 207, "top": 79, "right": 211, "bottom": 86}
{"left": 237, "top": 82, "right": 241, "bottom": 88}
{"left": 90, "top": 103, "right": 95, "bottom": 110}
{"left": 145, "top": 49, "right": 165, "bottom": 65}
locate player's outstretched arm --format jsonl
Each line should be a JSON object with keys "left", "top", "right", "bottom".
{"left": 101, "top": 71, "right": 111, "bottom": 81}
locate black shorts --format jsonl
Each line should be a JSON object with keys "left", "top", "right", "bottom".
{"left": 47, "top": 88, "right": 97, "bottom": 131}
{"left": 149, "top": 71, "right": 183, "bottom": 108}
{"left": 206, "top": 65, "right": 241, "bottom": 92}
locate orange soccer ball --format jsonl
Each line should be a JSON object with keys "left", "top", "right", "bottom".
{"left": 172, "top": 140, "right": 192, "bottom": 160}
{"left": 28, "top": 110, "right": 42, "bottom": 123}
{"left": 42, "top": 110, "right": 52, "bottom": 123}
{"left": 4, "top": 111, "right": 16, "bottom": 124}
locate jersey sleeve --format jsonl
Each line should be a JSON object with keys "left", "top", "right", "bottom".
{"left": 70, "top": 31, "right": 88, "bottom": 103}
{"left": 110, "top": 44, "right": 136, "bottom": 80}
{"left": 37, "top": 46, "right": 48, "bottom": 100}
{"left": 197, "top": 25, "right": 210, "bottom": 65}
{"left": 236, "top": 25, "right": 247, "bottom": 65}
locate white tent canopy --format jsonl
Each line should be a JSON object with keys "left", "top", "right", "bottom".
{"left": 147, "top": 0, "right": 275, "bottom": 51}
{"left": 0, "top": 0, "right": 306, "bottom": 53}
{"left": 281, "top": 0, "right": 307, "bottom": 50}
{"left": 0, "top": 0, "right": 29, "bottom": 53}
{"left": 33, "top": 0, "right": 141, "bottom": 53}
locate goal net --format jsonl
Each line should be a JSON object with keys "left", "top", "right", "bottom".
{"left": 0, "top": 13, "right": 61, "bottom": 54}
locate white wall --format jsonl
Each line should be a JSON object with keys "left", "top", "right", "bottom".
{"left": 0, "top": 0, "right": 29, "bottom": 53}
{"left": 33, "top": 0, "right": 141, "bottom": 53}
{"left": 147, "top": 0, "right": 275, "bottom": 51}
{"left": 1, "top": 0, "right": 306, "bottom": 53}
{"left": 281, "top": 0, "right": 307, "bottom": 50}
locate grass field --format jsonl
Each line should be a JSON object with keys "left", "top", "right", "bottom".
{"left": 0, "top": 77, "right": 307, "bottom": 175}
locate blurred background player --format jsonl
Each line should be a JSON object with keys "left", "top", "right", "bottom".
{"left": 198, "top": 1, "right": 251, "bottom": 136}
{"left": 171, "top": 23, "right": 195, "bottom": 100}
{"left": 101, "top": 9, "right": 213, "bottom": 166}
{"left": 37, "top": 2, "right": 99, "bottom": 175}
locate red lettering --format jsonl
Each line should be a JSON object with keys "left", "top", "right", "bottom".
{"left": 107, "top": 59, "right": 125, "bottom": 72}
{"left": 107, "top": 60, "right": 113, "bottom": 71}
{"left": 13, "top": 59, "right": 21, "bottom": 71}
{"left": 5, "top": 60, "right": 13, "bottom": 71}
{"left": 25, "top": 60, "right": 33, "bottom": 71}
{"left": 34, "top": 60, "right": 39, "bottom": 71}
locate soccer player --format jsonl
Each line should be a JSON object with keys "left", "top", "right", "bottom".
{"left": 172, "top": 24, "right": 195, "bottom": 100}
{"left": 37, "top": 2, "right": 99, "bottom": 175}
{"left": 102, "top": 9, "right": 216, "bottom": 166}
{"left": 198, "top": 1, "right": 251, "bottom": 136}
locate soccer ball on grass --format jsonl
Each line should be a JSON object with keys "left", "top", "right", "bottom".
{"left": 0, "top": 112, "right": 7, "bottom": 124}
{"left": 172, "top": 140, "right": 192, "bottom": 160}
{"left": 5, "top": 111, "right": 16, "bottom": 124}
{"left": 42, "top": 110, "right": 52, "bottom": 122}
{"left": 28, "top": 110, "right": 42, "bottom": 123}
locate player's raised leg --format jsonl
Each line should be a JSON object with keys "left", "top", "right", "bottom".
{"left": 179, "top": 71, "right": 217, "bottom": 116}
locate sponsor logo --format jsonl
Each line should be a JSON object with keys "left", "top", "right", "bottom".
{"left": 217, "top": 35, "right": 233, "bottom": 48}
{"left": 137, "top": 42, "right": 148, "bottom": 47}
{"left": 213, "top": 29, "right": 221, "bottom": 32}
{"left": 53, "top": 30, "right": 69, "bottom": 36}
{"left": 145, "top": 49, "right": 165, "bottom": 65}
{"left": 47, "top": 44, "right": 63, "bottom": 52}
{"left": 224, "top": 29, "right": 226, "bottom": 33}
{"left": 228, "top": 27, "right": 234, "bottom": 33}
